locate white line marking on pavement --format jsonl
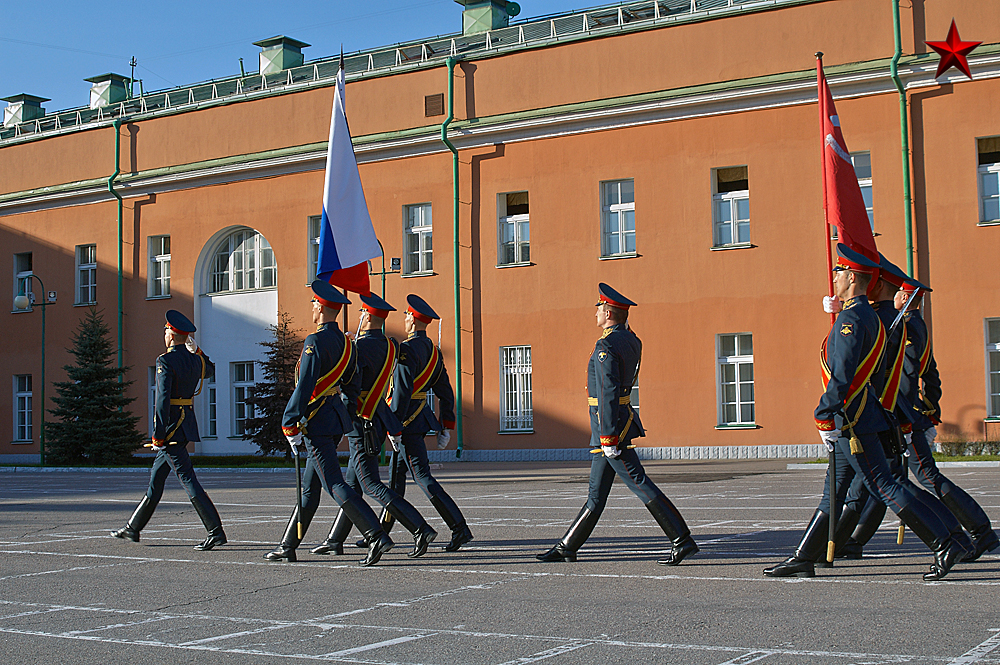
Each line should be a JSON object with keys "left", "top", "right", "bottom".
{"left": 317, "top": 633, "right": 436, "bottom": 657}
{"left": 492, "top": 642, "right": 591, "bottom": 664}
{"left": 178, "top": 623, "right": 299, "bottom": 645}
{"left": 0, "top": 561, "right": 139, "bottom": 581}
{"left": 947, "top": 630, "right": 1000, "bottom": 665}
{"left": 716, "top": 651, "right": 776, "bottom": 664}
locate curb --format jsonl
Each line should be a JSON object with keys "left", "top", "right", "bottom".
{"left": 787, "top": 461, "right": 1000, "bottom": 469}
{"left": 0, "top": 463, "right": 445, "bottom": 473}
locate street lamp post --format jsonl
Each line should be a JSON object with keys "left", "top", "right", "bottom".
{"left": 14, "top": 275, "right": 51, "bottom": 466}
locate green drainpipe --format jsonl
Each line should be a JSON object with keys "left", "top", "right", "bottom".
{"left": 108, "top": 119, "right": 124, "bottom": 373}
{"left": 891, "top": 0, "right": 915, "bottom": 276}
{"left": 441, "top": 57, "right": 463, "bottom": 458}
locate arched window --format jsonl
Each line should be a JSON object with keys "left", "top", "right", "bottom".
{"left": 209, "top": 229, "right": 276, "bottom": 293}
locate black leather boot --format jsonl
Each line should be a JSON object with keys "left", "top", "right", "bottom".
{"left": 763, "top": 510, "right": 829, "bottom": 578}
{"left": 895, "top": 503, "right": 966, "bottom": 581}
{"left": 111, "top": 495, "right": 157, "bottom": 542}
{"left": 646, "top": 495, "right": 698, "bottom": 566}
{"left": 191, "top": 494, "right": 227, "bottom": 551}
{"left": 311, "top": 509, "right": 352, "bottom": 555}
{"left": 264, "top": 504, "right": 315, "bottom": 562}
{"left": 430, "top": 494, "right": 474, "bottom": 552}
{"left": 832, "top": 503, "right": 863, "bottom": 559}
{"left": 940, "top": 488, "right": 1000, "bottom": 562}
{"left": 537, "top": 507, "right": 599, "bottom": 562}
{"left": 357, "top": 506, "right": 396, "bottom": 548}
{"left": 841, "top": 495, "right": 887, "bottom": 559}
{"left": 384, "top": 498, "right": 437, "bottom": 558}
{"left": 340, "top": 494, "right": 394, "bottom": 566}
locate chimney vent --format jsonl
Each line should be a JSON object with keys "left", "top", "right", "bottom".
{"left": 455, "top": 0, "right": 519, "bottom": 35}
{"left": 2, "top": 93, "right": 49, "bottom": 128}
{"left": 84, "top": 73, "right": 129, "bottom": 109}
{"left": 253, "top": 36, "right": 311, "bottom": 75}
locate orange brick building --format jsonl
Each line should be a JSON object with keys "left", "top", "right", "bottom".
{"left": 2, "top": 0, "right": 999, "bottom": 463}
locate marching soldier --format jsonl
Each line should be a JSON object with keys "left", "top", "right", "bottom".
{"left": 310, "top": 293, "right": 437, "bottom": 558}
{"left": 834, "top": 256, "right": 970, "bottom": 559}
{"left": 897, "top": 278, "right": 999, "bottom": 561}
{"left": 764, "top": 245, "right": 969, "bottom": 580}
{"left": 382, "top": 294, "right": 473, "bottom": 552}
{"left": 111, "top": 310, "right": 226, "bottom": 550}
{"left": 264, "top": 281, "right": 393, "bottom": 566}
{"left": 537, "top": 284, "right": 697, "bottom": 566}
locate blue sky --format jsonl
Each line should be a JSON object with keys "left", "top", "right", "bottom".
{"left": 2, "top": 0, "right": 592, "bottom": 114}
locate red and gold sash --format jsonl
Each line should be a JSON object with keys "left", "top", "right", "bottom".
{"left": 357, "top": 338, "right": 396, "bottom": 420}
{"left": 917, "top": 333, "right": 933, "bottom": 377}
{"left": 412, "top": 343, "right": 441, "bottom": 395}
{"left": 879, "top": 325, "right": 907, "bottom": 411}
{"left": 309, "top": 335, "right": 354, "bottom": 404}
{"left": 820, "top": 319, "right": 887, "bottom": 409}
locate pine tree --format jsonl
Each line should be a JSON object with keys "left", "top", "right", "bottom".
{"left": 245, "top": 311, "right": 302, "bottom": 457}
{"left": 45, "top": 307, "right": 144, "bottom": 465}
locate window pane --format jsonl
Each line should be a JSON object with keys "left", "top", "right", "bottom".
{"left": 993, "top": 395, "right": 1000, "bottom": 416}
{"left": 624, "top": 233, "right": 636, "bottom": 254}
{"left": 738, "top": 333, "right": 753, "bottom": 356}
{"left": 719, "top": 335, "right": 736, "bottom": 357}
{"left": 721, "top": 363, "right": 735, "bottom": 383}
{"left": 620, "top": 180, "right": 634, "bottom": 204}
{"left": 984, "top": 199, "right": 1000, "bottom": 222}
{"left": 741, "top": 403, "right": 754, "bottom": 423}
{"left": 736, "top": 221, "right": 750, "bottom": 243}
{"left": 518, "top": 221, "right": 529, "bottom": 242}
{"left": 716, "top": 200, "right": 732, "bottom": 223}
{"left": 982, "top": 172, "right": 1000, "bottom": 197}
{"left": 851, "top": 152, "right": 872, "bottom": 179}
{"left": 736, "top": 197, "right": 750, "bottom": 220}
{"left": 988, "top": 321, "right": 1000, "bottom": 345}
{"left": 742, "top": 382, "right": 755, "bottom": 402}
{"left": 739, "top": 363, "right": 754, "bottom": 381}
{"left": 623, "top": 209, "right": 635, "bottom": 232}
{"left": 603, "top": 182, "right": 619, "bottom": 206}
{"left": 724, "top": 404, "right": 737, "bottom": 423}
{"left": 723, "top": 384, "right": 737, "bottom": 402}
{"left": 860, "top": 185, "right": 873, "bottom": 208}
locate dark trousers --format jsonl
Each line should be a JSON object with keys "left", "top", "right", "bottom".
{"left": 389, "top": 432, "right": 466, "bottom": 528}
{"left": 344, "top": 434, "right": 397, "bottom": 507}
{"left": 908, "top": 428, "right": 960, "bottom": 497}
{"left": 146, "top": 442, "right": 211, "bottom": 504}
{"left": 586, "top": 446, "right": 666, "bottom": 515}
{"left": 300, "top": 437, "right": 361, "bottom": 511}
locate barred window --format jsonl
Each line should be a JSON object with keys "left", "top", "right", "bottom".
{"left": 718, "top": 333, "right": 754, "bottom": 425}
{"left": 500, "top": 346, "right": 532, "bottom": 432}
{"left": 14, "top": 374, "right": 32, "bottom": 442}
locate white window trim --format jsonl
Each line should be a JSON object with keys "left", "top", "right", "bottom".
{"left": 307, "top": 215, "right": 322, "bottom": 283}
{"left": 600, "top": 180, "right": 636, "bottom": 258}
{"left": 717, "top": 333, "right": 755, "bottom": 426}
{"left": 208, "top": 229, "right": 276, "bottom": 295}
{"left": 403, "top": 203, "right": 433, "bottom": 276}
{"left": 978, "top": 163, "right": 1000, "bottom": 225}
{"left": 712, "top": 190, "right": 751, "bottom": 247}
{"left": 231, "top": 361, "right": 255, "bottom": 438}
{"left": 13, "top": 374, "right": 32, "bottom": 443}
{"left": 497, "top": 193, "right": 530, "bottom": 267}
{"left": 148, "top": 235, "right": 171, "bottom": 298}
{"left": 986, "top": 319, "right": 1000, "bottom": 418}
{"left": 499, "top": 345, "right": 533, "bottom": 433}
{"left": 206, "top": 375, "right": 218, "bottom": 438}
{"left": 75, "top": 244, "right": 97, "bottom": 305}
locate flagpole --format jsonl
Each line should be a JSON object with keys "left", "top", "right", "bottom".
{"left": 817, "top": 51, "right": 837, "bottom": 567}
{"left": 817, "top": 53, "right": 835, "bottom": 327}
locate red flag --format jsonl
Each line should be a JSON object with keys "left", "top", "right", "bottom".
{"left": 818, "top": 61, "right": 878, "bottom": 262}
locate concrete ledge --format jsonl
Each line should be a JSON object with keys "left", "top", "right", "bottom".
{"left": 431, "top": 444, "right": 827, "bottom": 462}
{"left": 786, "top": 460, "right": 1000, "bottom": 469}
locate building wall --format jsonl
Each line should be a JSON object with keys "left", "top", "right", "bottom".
{"left": 2, "top": 0, "right": 999, "bottom": 459}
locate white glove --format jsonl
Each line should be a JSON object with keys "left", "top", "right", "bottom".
{"left": 823, "top": 296, "right": 842, "bottom": 314}
{"left": 388, "top": 434, "right": 402, "bottom": 452}
{"left": 925, "top": 426, "right": 938, "bottom": 444}
{"left": 904, "top": 432, "right": 912, "bottom": 446}
{"left": 436, "top": 429, "right": 451, "bottom": 450}
{"left": 285, "top": 432, "right": 303, "bottom": 454}
{"left": 151, "top": 441, "right": 166, "bottom": 451}
{"left": 602, "top": 444, "right": 621, "bottom": 459}
{"left": 819, "top": 429, "right": 841, "bottom": 452}
{"left": 184, "top": 334, "right": 199, "bottom": 354}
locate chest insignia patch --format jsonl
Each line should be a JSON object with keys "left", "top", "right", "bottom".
{"left": 840, "top": 324, "right": 853, "bottom": 336}
{"left": 304, "top": 344, "right": 315, "bottom": 355}
{"left": 598, "top": 351, "right": 608, "bottom": 363}
{"left": 157, "top": 366, "right": 164, "bottom": 374}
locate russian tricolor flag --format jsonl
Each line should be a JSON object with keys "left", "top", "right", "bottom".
{"left": 316, "top": 59, "right": 380, "bottom": 295}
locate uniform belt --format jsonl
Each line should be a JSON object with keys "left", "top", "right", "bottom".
{"left": 170, "top": 398, "right": 193, "bottom": 406}
{"left": 587, "top": 396, "right": 631, "bottom": 406}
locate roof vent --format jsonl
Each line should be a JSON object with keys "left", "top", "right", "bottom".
{"left": 2, "top": 93, "right": 49, "bottom": 128}
{"left": 253, "top": 36, "right": 310, "bottom": 75}
{"left": 455, "top": 0, "right": 520, "bottom": 35}
{"left": 84, "top": 73, "right": 129, "bottom": 109}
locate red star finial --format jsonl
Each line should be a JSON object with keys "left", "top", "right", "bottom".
{"left": 926, "top": 19, "right": 981, "bottom": 79}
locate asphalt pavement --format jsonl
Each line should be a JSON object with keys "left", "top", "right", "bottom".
{"left": 2, "top": 458, "right": 999, "bottom": 664}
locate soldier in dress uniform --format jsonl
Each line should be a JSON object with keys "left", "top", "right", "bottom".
{"left": 897, "top": 278, "right": 999, "bottom": 561}
{"left": 764, "top": 245, "right": 969, "bottom": 580}
{"left": 111, "top": 310, "right": 226, "bottom": 551}
{"left": 264, "top": 281, "right": 393, "bottom": 566}
{"left": 833, "top": 256, "right": 971, "bottom": 559}
{"left": 382, "top": 294, "right": 474, "bottom": 552}
{"left": 537, "top": 284, "right": 698, "bottom": 566}
{"left": 310, "top": 293, "right": 437, "bottom": 558}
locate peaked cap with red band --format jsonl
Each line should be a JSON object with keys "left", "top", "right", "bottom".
{"left": 360, "top": 292, "right": 395, "bottom": 319}
{"left": 902, "top": 276, "right": 932, "bottom": 294}
{"left": 877, "top": 253, "right": 909, "bottom": 289}
{"left": 165, "top": 310, "right": 196, "bottom": 334}
{"left": 595, "top": 282, "right": 637, "bottom": 310}
{"left": 406, "top": 294, "right": 439, "bottom": 324}
{"left": 311, "top": 279, "right": 351, "bottom": 311}
{"left": 834, "top": 243, "right": 881, "bottom": 286}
